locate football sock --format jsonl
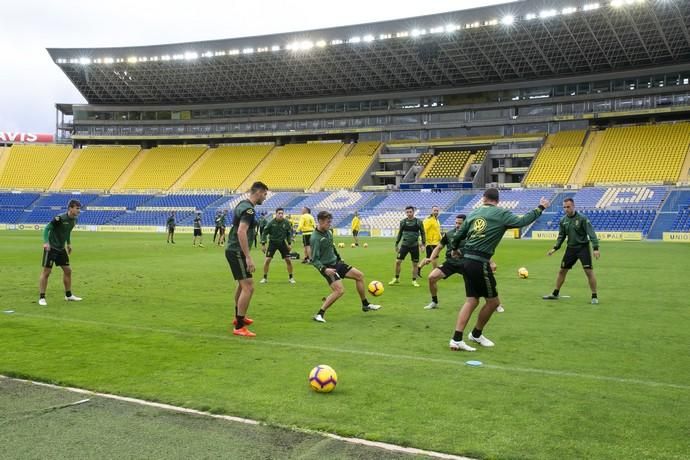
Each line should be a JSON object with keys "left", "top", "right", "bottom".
{"left": 471, "top": 328, "right": 482, "bottom": 338}
{"left": 432, "top": 296, "right": 438, "bottom": 304}
{"left": 361, "top": 299, "right": 370, "bottom": 307}
{"left": 234, "top": 305, "right": 238, "bottom": 316}
{"left": 263, "top": 274, "right": 268, "bottom": 279}
{"left": 39, "top": 293, "right": 45, "bottom": 299}
{"left": 591, "top": 292, "right": 598, "bottom": 298}
{"left": 318, "top": 309, "right": 325, "bottom": 317}
{"left": 452, "top": 331, "right": 463, "bottom": 342}
{"left": 289, "top": 274, "right": 293, "bottom": 279}
{"left": 65, "top": 291, "right": 72, "bottom": 297}
{"left": 552, "top": 289, "right": 560, "bottom": 296}
{"left": 235, "top": 315, "right": 245, "bottom": 329}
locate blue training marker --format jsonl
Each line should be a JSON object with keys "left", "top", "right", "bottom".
{"left": 465, "top": 360, "right": 483, "bottom": 367}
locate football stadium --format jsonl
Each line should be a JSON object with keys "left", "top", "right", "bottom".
{"left": 2, "top": 1, "right": 690, "bottom": 458}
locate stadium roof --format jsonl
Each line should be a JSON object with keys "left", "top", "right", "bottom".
{"left": 48, "top": 0, "right": 690, "bottom": 106}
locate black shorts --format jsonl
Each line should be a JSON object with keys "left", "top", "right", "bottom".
{"left": 194, "top": 229, "right": 202, "bottom": 237}
{"left": 352, "top": 230, "right": 359, "bottom": 236}
{"left": 167, "top": 226, "right": 175, "bottom": 234}
{"left": 42, "top": 248, "right": 69, "bottom": 268}
{"left": 319, "top": 261, "right": 353, "bottom": 285}
{"left": 302, "top": 234, "right": 311, "bottom": 247}
{"left": 426, "top": 245, "right": 437, "bottom": 258}
{"left": 225, "top": 250, "right": 252, "bottom": 281}
{"left": 397, "top": 245, "right": 420, "bottom": 262}
{"left": 561, "top": 245, "right": 593, "bottom": 269}
{"left": 461, "top": 258, "right": 498, "bottom": 299}
{"left": 438, "top": 262, "right": 464, "bottom": 279}
{"left": 266, "top": 241, "right": 290, "bottom": 259}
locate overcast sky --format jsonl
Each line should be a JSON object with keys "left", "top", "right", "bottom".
{"left": 0, "top": 0, "right": 515, "bottom": 134}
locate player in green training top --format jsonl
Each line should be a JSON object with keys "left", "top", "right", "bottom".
{"left": 216, "top": 209, "right": 228, "bottom": 246}
{"left": 310, "top": 211, "right": 381, "bottom": 323}
{"left": 420, "top": 214, "right": 504, "bottom": 312}
{"left": 448, "top": 188, "right": 549, "bottom": 351}
{"left": 38, "top": 199, "right": 83, "bottom": 306}
{"left": 260, "top": 207, "right": 296, "bottom": 284}
{"left": 225, "top": 181, "right": 268, "bottom": 337}
{"left": 544, "top": 197, "right": 601, "bottom": 304}
{"left": 192, "top": 212, "right": 204, "bottom": 247}
{"left": 166, "top": 211, "right": 176, "bottom": 244}
{"left": 389, "top": 206, "right": 426, "bottom": 287}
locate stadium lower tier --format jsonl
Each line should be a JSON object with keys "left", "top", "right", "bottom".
{"left": 1, "top": 188, "right": 689, "bottom": 239}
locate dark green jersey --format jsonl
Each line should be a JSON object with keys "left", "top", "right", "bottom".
{"left": 310, "top": 228, "right": 341, "bottom": 271}
{"left": 219, "top": 214, "right": 226, "bottom": 227}
{"left": 261, "top": 218, "right": 293, "bottom": 245}
{"left": 214, "top": 214, "right": 222, "bottom": 227}
{"left": 452, "top": 204, "right": 544, "bottom": 262}
{"left": 440, "top": 228, "right": 464, "bottom": 266}
{"left": 553, "top": 212, "right": 599, "bottom": 250}
{"left": 226, "top": 199, "right": 256, "bottom": 254}
{"left": 166, "top": 216, "right": 175, "bottom": 228}
{"left": 43, "top": 212, "right": 76, "bottom": 250}
{"left": 395, "top": 218, "right": 426, "bottom": 247}
{"left": 258, "top": 216, "right": 269, "bottom": 231}
{"left": 193, "top": 216, "right": 202, "bottom": 229}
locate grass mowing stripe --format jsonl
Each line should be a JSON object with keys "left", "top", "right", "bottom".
{"left": 1, "top": 376, "right": 473, "bottom": 460}
{"left": 11, "top": 312, "right": 690, "bottom": 391}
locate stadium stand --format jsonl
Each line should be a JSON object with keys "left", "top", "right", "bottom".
{"left": 585, "top": 123, "right": 690, "bottom": 184}
{"left": 32, "top": 193, "right": 99, "bottom": 208}
{"left": 177, "top": 144, "right": 273, "bottom": 191}
{"left": 109, "top": 210, "right": 195, "bottom": 226}
{"left": 0, "top": 144, "right": 72, "bottom": 190}
{"left": 118, "top": 146, "right": 207, "bottom": 191}
{"left": 322, "top": 142, "right": 380, "bottom": 190}
{"left": 88, "top": 194, "right": 154, "bottom": 210}
{"left": 140, "top": 194, "right": 222, "bottom": 210}
{"left": 523, "top": 130, "right": 586, "bottom": 187}
{"left": 256, "top": 142, "right": 343, "bottom": 190}
{"left": 421, "top": 150, "right": 472, "bottom": 179}
{"left": 0, "top": 192, "right": 40, "bottom": 208}
{"left": 359, "top": 191, "right": 460, "bottom": 229}
{"left": 61, "top": 146, "right": 141, "bottom": 191}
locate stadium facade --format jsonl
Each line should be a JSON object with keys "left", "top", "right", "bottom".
{"left": 1, "top": 0, "right": 690, "bottom": 240}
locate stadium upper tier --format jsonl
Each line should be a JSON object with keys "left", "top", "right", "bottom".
{"left": 523, "top": 131, "right": 586, "bottom": 187}
{"left": 117, "top": 146, "right": 207, "bottom": 190}
{"left": 255, "top": 142, "right": 343, "bottom": 190}
{"left": 61, "top": 146, "right": 141, "bottom": 191}
{"left": 48, "top": 1, "right": 690, "bottom": 105}
{"left": 0, "top": 145, "right": 71, "bottom": 190}
{"left": 322, "top": 142, "right": 380, "bottom": 190}
{"left": 585, "top": 123, "right": 690, "bottom": 184}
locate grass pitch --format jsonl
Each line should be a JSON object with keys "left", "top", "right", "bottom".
{"left": 1, "top": 231, "right": 689, "bottom": 459}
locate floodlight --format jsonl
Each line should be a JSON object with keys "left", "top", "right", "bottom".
{"left": 501, "top": 15, "right": 515, "bottom": 25}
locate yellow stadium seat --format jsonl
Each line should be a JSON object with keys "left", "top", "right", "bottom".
{"left": 0, "top": 144, "right": 72, "bottom": 190}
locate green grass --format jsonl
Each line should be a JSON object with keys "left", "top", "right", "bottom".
{"left": 1, "top": 231, "right": 689, "bottom": 459}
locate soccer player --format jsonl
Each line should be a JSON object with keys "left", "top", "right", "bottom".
{"left": 225, "top": 181, "right": 268, "bottom": 337}
{"left": 38, "top": 199, "right": 82, "bottom": 306}
{"left": 419, "top": 214, "right": 466, "bottom": 310}
{"left": 420, "top": 214, "right": 504, "bottom": 312}
{"left": 166, "top": 211, "right": 176, "bottom": 244}
{"left": 351, "top": 212, "right": 361, "bottom": 247}
{"left": 421, "top": 205, "right": 441, "bottom": 275}
{"left": 448, "top": 188, "right": 549, "bottom": 351}
{"left": 544, "top": 197, "right": 601, "bottom": 304}
{"left": 217, "top": 210, "right": 228, "bottom": 246}
{"left": 310, "top": 211, "right": 381, "bottom": 323}
{"left": 297, "top": 207, "right": 316, "bottom": 263}
{"left": 260, "top": 207, "right": 296, "bottom": 284}
{"left": 192, "top": 212, "right": 204, "bottom": 247}
{"left": 213, "top": 211, "right": 222, "bottom": 243}
{"left": 389, "top": 206, "right": 426, "bottom": 287}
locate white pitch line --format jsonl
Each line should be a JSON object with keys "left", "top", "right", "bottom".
{"left": 0, "top": 376, "right": 472, "bottom": 460}
{"left": 7, "top": 312, "right": 690, "bottom": 391}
